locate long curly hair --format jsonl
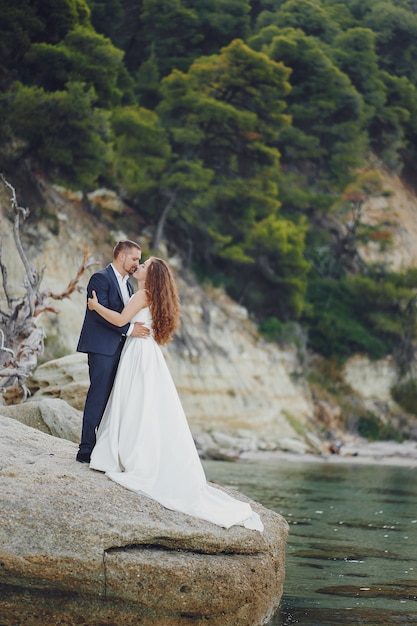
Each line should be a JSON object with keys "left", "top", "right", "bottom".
{"left": 145, "top": 257, "right": 180, "bottom": 345}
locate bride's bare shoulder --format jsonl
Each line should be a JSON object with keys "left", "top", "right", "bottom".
{"left": 133, "top": 288, "right": 150, "bottom": 307}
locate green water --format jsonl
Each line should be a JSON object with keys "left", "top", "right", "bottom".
{"left": 203, "top": 458, "right": 417, "bottom": 625}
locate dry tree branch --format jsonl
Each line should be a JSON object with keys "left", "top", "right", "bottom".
{"left": 0, "top": 329, "right": 14, "bottom": 355}
{"left": 0, "top": 176, "right": 98, "bottom": 402}
{"left": 0, "top": 240, "right": 13, "bottom": 311}
{"left": 34, "top": 249, "right": 97, "bottom": 316}
{"left": 39, "top": 249, "right": 95, "bottom": 302}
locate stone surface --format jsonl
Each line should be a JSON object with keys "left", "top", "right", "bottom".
{"left": 342, "top": 354, "right": 398, "bottom": 403}
{"left": 0, "top": 396, "right": 82, "bottom": 442}
{"left": 28, "top": 352, "right": 89, "bottom": 412}
{"left": 165, "top": 279, "right": 313, "bottom": 442}
{"left": 0, "top": 416, "right": 289, "bottom": 626}
{"left": 27, "top": 353, "right": 319, "bottom": 456}
{"left": 356, "top": 171, "right": 417, "bottom": 271}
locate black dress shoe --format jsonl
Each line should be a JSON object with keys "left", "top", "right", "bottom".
{"left": 76, "top": 452, "right": 91, "bottom": 464}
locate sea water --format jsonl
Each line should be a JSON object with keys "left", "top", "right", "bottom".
{"left": 203, "top": 458, "right": 417, "bottom": 625}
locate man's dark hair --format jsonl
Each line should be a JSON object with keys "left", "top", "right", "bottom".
{"left": 113, "top": 240, "right": 141, "bottom": 258}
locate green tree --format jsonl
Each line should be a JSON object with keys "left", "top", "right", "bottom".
{"left": 183, "top": 0, "right": 251, "bottom": 54}
{"left": 320, "top": 1, "right": 357, "bottom": 30}
{"left": 366, "top": 73, "right": 412, "bottom": 169}
{"left": 0, "top": 0, "right": 90, "bottom": 86}
{"left": 257, "top": 0, "right": 340, "bottom": 43}
{"left": 156, "top": 39, "right": 289, "bottom": 244}
{"left": 85, "top": 0, "right": 142, "bottom": 55}
{"left": 363, "top": 1, "right": 417, "bottom": 83}
{"left": 331, "top": 28, "right": 386, "bottom": 118}
{"left": 125, "top": 0, "right": 201, "bottom": 75}
{"left": 265, "top": 28, "right": 367, "bottom": 193}
{"left": 1, "top": 81, "right": 111, "bottom": 187}
{"left": 305, "top": 270, "right": 417, "bottom": 365}
{"left": 153, "top": 39, "right": 310, "bottom": 316}
{"left": 23, "top": 26, "right": 130, "bottom": 107}
{"left": 246, "top": 214, "right": 310, "bottom": 317}
{"left": 28, "top": 0, "right": 90, "bottom": 43}
{"left": 306, "top": 277, "right": 387, "bottom": 361}
{"left": 0, "top": 2, "right": 43, "bottom": 84}
{"left": 329, "top": 18, "right": 417, "bottom": 169}
{"left": 329, "top": 26, "right": 410, "bottom": 167}
{"left": 110, "top": 105, "right": 171, "bottom": 197}
{"left": 85, "top": 0, "right": 124, "bottom": 39}
{"left": 86, "top": 0, "right": 251, "bottom": 80}
{"left": 133, "top": 43, "right": 161, "bottom": 109}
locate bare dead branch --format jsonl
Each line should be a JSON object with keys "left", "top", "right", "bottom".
{"left": 34, "top": 306, "right": 61, "bottom": 317}
{"left": 0, "top": 176, "right": 98, "bottom": 402}
{"left": 40, "top": 249, "right": 97, "bottom": 302}
{"left": 2, "top": 175, "right": 38, "bottom": 289}
{"left": 0, "top": 240, "right": 14, "bottom": 311}
{"left": 0, "top": 329, "right": 14, "bottom": 355}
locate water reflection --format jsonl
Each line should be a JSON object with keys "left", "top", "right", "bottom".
{"left": 203, "top": 458, "right": 417, "bottom": 625}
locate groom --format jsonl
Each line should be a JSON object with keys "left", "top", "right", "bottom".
{"left": 76, "top": 240, "right": 150, "bottom": 463}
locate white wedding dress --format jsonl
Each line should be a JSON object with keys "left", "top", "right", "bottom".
{"left": 90, "top": 306, "right": 263, "bottom": 532}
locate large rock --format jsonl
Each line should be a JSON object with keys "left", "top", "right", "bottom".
{"left": 28, "top": 352, "right": 89, "bottom": 412}
{"left": 0, "top": 396, "right": 82, "bottom": 442}
{"left": 343, "top": 354, "right": 398, "bottom": 404}
{"left": 0, "top": 416, "right": 288, "bottom": 626}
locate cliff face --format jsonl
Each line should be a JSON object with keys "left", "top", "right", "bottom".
{"left": 356, "top": 171, "right": 417, "bottom": 271}
{"left": 164, "top": 273, "right": 313, "bottom": 442}
{"left": 1, "top": 170, "right": 417, "bottom": 443}
{"left": 0, "top": 180, "right": 312, "bottom": 446}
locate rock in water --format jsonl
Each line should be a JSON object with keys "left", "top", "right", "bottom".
{"left": 0, "top": 416, "right": 288, "bottom": 625}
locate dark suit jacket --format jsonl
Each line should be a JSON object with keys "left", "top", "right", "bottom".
{"left": 77, "top": 265, "right": 133, "bottom": 356}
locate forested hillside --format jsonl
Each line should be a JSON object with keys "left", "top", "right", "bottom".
{"left": 2, "top": 0, "right": 417, "bottom": 414}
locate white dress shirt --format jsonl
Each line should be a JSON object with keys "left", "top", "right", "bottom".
{"left": 111, "top": 264, "right": 133, "bottom": 336}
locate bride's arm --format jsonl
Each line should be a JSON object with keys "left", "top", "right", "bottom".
{"left": 88, "top": 289, "right": 148, "bottom": 326}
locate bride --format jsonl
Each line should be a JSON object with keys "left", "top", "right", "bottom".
{"left": 88, "top": 257, "right": 263, "bottom": 532}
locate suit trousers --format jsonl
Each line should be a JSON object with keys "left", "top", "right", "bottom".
{"left": 79, "top": 340, "right": 125, "bottom": 454}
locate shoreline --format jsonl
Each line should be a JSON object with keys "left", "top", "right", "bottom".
{"left": 240, "top": 439, "right": 417, "bottom": 468}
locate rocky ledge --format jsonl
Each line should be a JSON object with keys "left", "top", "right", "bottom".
{"left": 0, "top": 416, "right": 288, "bottom": 626}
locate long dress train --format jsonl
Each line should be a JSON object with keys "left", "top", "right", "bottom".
{"left": 89, "top": 306, "right": 263, "bottom": 532}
